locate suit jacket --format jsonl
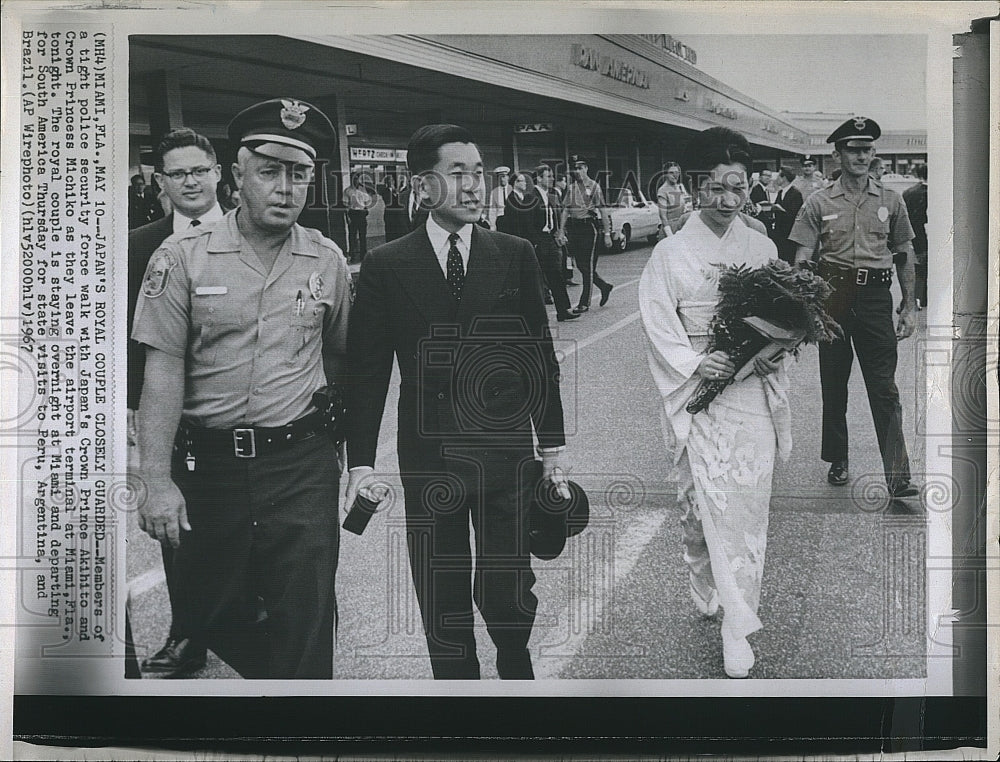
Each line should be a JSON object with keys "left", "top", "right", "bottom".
{"left": 127, "top": 214, "right": 175, "bottom": 408}
{"left": 394, "top": 187, "right": 428, "bottom": 238}
{"left": 901, "top": 182, "right": 927, "bottom": 250}
{"left": 503, "top": 190, "right": 545, "bottom": 245}
{"left": 345, "top": 225, "right": 565, "bottom": 481}
{"left": 771, "top": 185, "right": 804, "bottom": 241}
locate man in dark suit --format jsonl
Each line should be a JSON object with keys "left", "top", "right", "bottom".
{"left": 391, "top": 178, "right": 429, "bottom": 239}
{"left": 902, "top": 163, "right": 928, "bottom": 309}
{"left": 748, "top": 168, "right": 774, "bottom": 234}
{"left": 128, "top": 127, "right": 224, "bottom": 677}
{"left": 770, "top": 166, "right": 804, "bottom": 263}
{"left": 345, "top": 124, "right": 570, "bottom": 680}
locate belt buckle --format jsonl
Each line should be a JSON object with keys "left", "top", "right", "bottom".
{"left": 856, "top": 268, "right": 869, "bottom": 286}
{"left": 233, "top": 428, "right": 256, "bottom": 458}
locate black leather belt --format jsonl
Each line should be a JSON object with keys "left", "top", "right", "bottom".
{"left": 177, "top": 410, "right": 325, "bottom": 459}
{"left": 819, "top": 263, "right": 892, "bottom": 288}
{"left": 567, "top": 217, "right": 598, "bottom": 227}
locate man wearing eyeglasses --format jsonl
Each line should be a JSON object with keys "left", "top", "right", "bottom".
{"left": 132, "top": 100, "right": 351, "bottom": 679}
{"left": 127, "top": 127, "right": 224, "bottom": 677}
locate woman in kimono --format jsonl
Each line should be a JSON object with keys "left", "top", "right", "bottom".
{"left": 638, "top": 127, "right": 792, "bottom": 678}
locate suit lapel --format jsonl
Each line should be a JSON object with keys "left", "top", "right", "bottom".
{"left": 393, "top": 228, "right": 457, "bottom": 325}
{"left": 457, "top": 227, "right": 510, "bottom": 323}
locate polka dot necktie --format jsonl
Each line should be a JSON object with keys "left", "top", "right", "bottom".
{"left": 446, "top": 232, "right": 465, "bottom": 302}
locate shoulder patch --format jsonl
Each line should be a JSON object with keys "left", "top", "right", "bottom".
{"left": 142, "top": 250, "right": 177, "bottom": 298}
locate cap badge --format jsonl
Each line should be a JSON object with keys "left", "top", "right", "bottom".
{"left": 853, "top": 117, "right": 867, "bottom": 131}
{"left": 281, "top": 99, "right": 310, "bottom": 131}
{"left": 309, "top": 271, "right": 324, "bottom": 301}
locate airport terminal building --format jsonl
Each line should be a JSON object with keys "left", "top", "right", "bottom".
{"left": 129, "top": 34, "right": 926, "bottom": 245}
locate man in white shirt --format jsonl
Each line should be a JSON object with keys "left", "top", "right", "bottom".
{"left": 487, "top": 165, "right": 511, "bottom": 231}
{"left": 127, "top": 127, "right": 224, "bottom": 677}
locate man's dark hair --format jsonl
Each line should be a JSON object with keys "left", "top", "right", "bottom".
{"left": 778, "top": 166, "right": 796, "bottom": 183}
{"left": 406, "top": 124, "right": 477, "bottom": 175}
{"left": 915, "top": 163, "right": 927, "bottom": 180}
{"left": 131, "top": 174, "right": 145, "bottom": 186}
{"left": 533, "top": 164, "right": 553, "bottom": 181}
{"left": 155, "top": 128, "right": 217, "bottom": 172}
{"left": 684, "top": 127, "right": 753, "bottom": 174}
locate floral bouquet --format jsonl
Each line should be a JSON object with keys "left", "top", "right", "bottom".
{"left": 686, "top": 259, "right": 843, "bottom": 414}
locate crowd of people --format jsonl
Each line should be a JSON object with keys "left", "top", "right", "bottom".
{"left": 127, "top": 101, "right": 926, "bottom": 681}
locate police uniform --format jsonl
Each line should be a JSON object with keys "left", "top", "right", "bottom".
{"left": 132, "top": 99, "right": 351, "bottom": 679}
{"left": 788, "top": 116, "right": 916, "bottom": 494}
{"left": 562, "top": 156, "right": 613, "bottom": 311}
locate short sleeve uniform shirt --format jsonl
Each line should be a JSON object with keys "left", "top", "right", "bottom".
{"left": 788, "top": 178, "right": 914, "bottom": 269}
{"left": 564, "top": 178, "right": 605, "bottom": 220}
{"left": 132, "top": 210, "right": 351, "bottom": 429}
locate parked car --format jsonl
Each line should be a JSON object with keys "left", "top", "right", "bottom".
{"left": 606, "top": 187, "right": 662, "bottom": 252}
{"left": 879, "top": 173, "right": 919, "bottom": 196}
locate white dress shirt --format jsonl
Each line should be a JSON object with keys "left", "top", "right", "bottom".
{"left": 425, "top": 215, "right": 472, "bottom": 277}
{"left": 172, "top": 202, "right": 224, "bottom": 233}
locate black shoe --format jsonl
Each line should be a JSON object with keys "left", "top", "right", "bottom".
{"left": 599, "top": 283, "right": 614, "bottom": 307}
{"left": 557, "top": 311, "right": 581, "bottom": 321}
{"left": 889, "top": 481, "right": 920, "bottom": 498}
{"left": 827, "top": 460, "right": 849, "bottom": 486}
{"left": 141, "top": 637, "right": 207, "bottom": 677}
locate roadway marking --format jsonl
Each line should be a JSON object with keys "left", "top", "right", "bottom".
{"left": 129, "top": 566, "right": 166, "bottom": 598}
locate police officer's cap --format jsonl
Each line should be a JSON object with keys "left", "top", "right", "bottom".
{"left": 569, "top": 154, "right": 588, "bottom": 167}
{"left": 826, "top": 115, "right": 882, "bottom": 147}
{"left": 494, "top": 165, "right": 511, "bottom": 175}
{"left": 228, "top": 98, "right": 335, "bottom": 167}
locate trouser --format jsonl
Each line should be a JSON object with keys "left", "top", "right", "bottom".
{"left": 913, "top": 239, "right": 927, "bottom": 305}
{"left": 566, "top": 218, "right": 610, "bottom": 308}
{"left": 347, "top": 210, "right": 368, "bottom": 261}
{"left": 171, "top": 435, "right": 340, "bottom": 679}
{"left": 533, "top": 235, "right": 573, "bottom": 316}
{"left": 818, "top": 285, "right": 911, "bottom": 489}
{"left": 401, "top": 454, "right": 537, "bottom": 679}
{"left": 775, "top": 238, "right": 797, "bottom": 265}
{"left": 160, "top": 542, "right": 197, "bottom": 643}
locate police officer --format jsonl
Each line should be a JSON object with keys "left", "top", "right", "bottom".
{"left": 132, "top": 98, "right": 351, "bottom": 679}
{"left": 789, "top": 116, "right": 918, "bottom": 498}
{"left": 559, "top": 155, "right": 614, "bottom": 312}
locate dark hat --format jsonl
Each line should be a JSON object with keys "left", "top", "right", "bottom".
{"left": 826, "top": 116, "right": 881, "bottom": 146}
{"left": 228, "top": 98, "right": 335, "bottom": 166}
{"left": 568, "top": 154, "right": 588, "bottom": 167}
{"left": 525, "top": 460, "right": 590, "bottom": 560}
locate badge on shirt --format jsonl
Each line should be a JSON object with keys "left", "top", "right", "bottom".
{"left": 141, "top": 251, "right": 177, "bottom": 298}
{"left": 877, "top": 206, "right": 889, "bottom": 222}
{"left": 308, "top": 271, "right": 324, "bottom": 301}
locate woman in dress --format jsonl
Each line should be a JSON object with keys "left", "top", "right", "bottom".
{"left": 638, "top": 127, "right": 792, "bottom": 678}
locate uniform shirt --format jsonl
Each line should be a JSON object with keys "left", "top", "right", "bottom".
{"left": 656, "top": 180, "right": 691, "bottom": 233}
{"left": 788, "top": 177, "right": 914, "bottom": 269}
{"left": 132, "top": 210, "right": 352, "bottom": 429}
{"left": 793, "top": 174, "right": 827, "bottom": 200}
{"left": 563, "top": 177, "right": 606, "bottom": 220}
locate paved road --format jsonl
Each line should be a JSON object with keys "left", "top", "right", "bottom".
{"left": 128, "top": 240, "right": 928, "bottom": 681}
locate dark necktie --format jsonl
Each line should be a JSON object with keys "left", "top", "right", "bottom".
{"left": 446, "top": 232, "right": 465, "bottom": 302}
{"left": 189, "top": 218, "right": 201, "bottom": 228}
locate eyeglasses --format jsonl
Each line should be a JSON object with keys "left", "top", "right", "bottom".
{"left": 161, "top": 166, "right": 215, "bottom": 182}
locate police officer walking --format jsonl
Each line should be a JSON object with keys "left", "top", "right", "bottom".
{"left": 132, "top": 98, "right": 352, "bottom": 679}
{"left": 789, "top": 116, "right": 919, "bottom": 498}
{"left": 559, "top": 155, "right": 614, "bottom": 312}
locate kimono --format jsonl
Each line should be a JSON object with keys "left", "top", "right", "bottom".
{"left": 638, "top": 212, "right": 792, "bottom": 640}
